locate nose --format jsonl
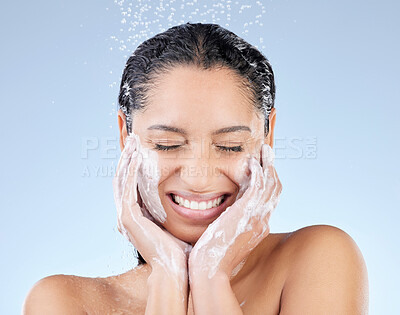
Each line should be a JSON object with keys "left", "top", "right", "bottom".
{"left": 177, "top": 142, "right": 222, "bottom": 191}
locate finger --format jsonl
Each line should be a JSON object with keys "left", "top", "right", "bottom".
{"left": 256, "top": 166, "right": 282, "bottom": 229}
{"left": 136, "top": 147, "right": 167, "bottom": 224}
{"left": 115, "top": 134, "right": 137, "bottom": 180}
{"left": 119, "top": 152, "right": 146, "bottom": 245}
{"left": 247, "top": 207, "right": 272, "bottom": 250}
{"left": 232, "top": 156, "right": 264, "bottom": 215}
{"left": 258, "top": 144, "right": 279, "bottom": 216}
{"left": 117, "top": 152, "right": 143, "bottom": 242}
{"left": 261, "top": 144, "right": 275, "bottom": 170}
{"left": 122, "top": 151, "right": 143, "bottom": 216}
{"left": 260, "top": 164, "right": 276, "bottom": 206}
{"left": 141, "top": 199, "right": 157, "bottom": 223}
{"left": 269, "top": 167, "right": 282, "bottom": 210}
{"left": 113, "top": 135, "right": 137, "bottom": 206}
{"left": 213, "top": 157, "right": 265, "bottom": 245}
{"left": 249, "top": 156, "right": 266, "bottom": 205}
{"left": 270, "top": 167, "right": 281, "bottom": 199}
{"left": 244, "top": 149, "right": 277, "bottom": 235}
{"left": 120, "top": 151, "right": 164, "bottom": 255}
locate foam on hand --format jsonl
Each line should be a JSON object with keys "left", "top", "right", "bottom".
{"left": 128, "top": 132, "right": 167, "bottom": 224}
{"left": 116, "top": 133, "right": 189, "bottom": 302}
{"left": 189, "top": 143, "right": 280, "bottom": 280}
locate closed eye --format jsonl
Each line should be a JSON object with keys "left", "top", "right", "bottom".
{"left": 153, "top": 144, "right": 244, "bottom": 153}
{"left": 215, "top": 145, "right": 243, "bottom": 152}
{"left": 153, "top": 144, "right": 181, "bottom": 151}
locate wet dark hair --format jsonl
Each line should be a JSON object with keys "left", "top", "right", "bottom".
{"left": 118, "top": 22, "right": 276, "bottom": 265}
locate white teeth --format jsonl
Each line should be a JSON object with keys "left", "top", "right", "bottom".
{"left": 199, "top": 201, "right": 207, "bottom": 210}
{"left": 172, "top": 194, "right": 225, "bottom": 210}
{"left": 190, "top": 201, "right": 199, "bottom": 210}
{"left": 212, "top": 198, "right": 218, "bottom": 207}
{"left": 184, "top": 199, "right": 190, "bottom": 208}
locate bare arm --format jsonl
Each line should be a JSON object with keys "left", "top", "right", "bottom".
{"left": 146, "top": 267, "right": 189, "bottom": 315}
{"left": 279, "top": 225, "right": 369, "bottom": 315}
{"left": 189, "top": 271, "right": 243, "bottom": 315}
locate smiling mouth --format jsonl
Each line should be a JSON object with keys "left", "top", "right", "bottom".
{"left": 169, "top": 193, "right": 227, "bottom": 210}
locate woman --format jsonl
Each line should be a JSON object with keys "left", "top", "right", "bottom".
{"left": 23, "top": 22, "right": 368, "bottom": 314}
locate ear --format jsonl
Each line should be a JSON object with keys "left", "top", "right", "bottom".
{"left": 264, "top": 107, "right": 276, "bottom": 148}
{"left": 117, "top": 109, "right": 128, "bottom": 151}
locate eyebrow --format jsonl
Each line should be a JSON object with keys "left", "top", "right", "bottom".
{"left": 147, "top": 124, "right": 251, "bottom": 135}
{"left": 212, "top": 125, "right": 252, "bottom": 135}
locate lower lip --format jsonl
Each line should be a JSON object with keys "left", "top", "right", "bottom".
{"left": 167, "top": 194, "right": 230, "bottom": 221}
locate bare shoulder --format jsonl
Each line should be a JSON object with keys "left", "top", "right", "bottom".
{"left": 23, "top": 268, "right": 148, "bottom": 315}
{"left": 22, "top": 274, "right": 87, "bottom": 314}
{"left": 278, "top": 225, "right": 369, "bottom": 314}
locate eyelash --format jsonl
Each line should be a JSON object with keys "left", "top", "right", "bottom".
{"left": 215, "top": 145, "right": 243, "bottom": 152}
{"left": 153, "top": 144, "right": 243, "bottom": 152}
{"left": 154, "top": 144, "right": 181, "bottom": 151}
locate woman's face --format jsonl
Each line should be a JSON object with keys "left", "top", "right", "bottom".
{"left": 119, "top": 65, "right": 275, "bottom": 244}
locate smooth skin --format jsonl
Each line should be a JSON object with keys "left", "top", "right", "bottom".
{"left": 23, "top": 65, "right": 369, "bottom": 314}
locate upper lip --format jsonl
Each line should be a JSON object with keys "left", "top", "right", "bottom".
{"left": 167, "top": 190, "right": 231, "bottom": 202}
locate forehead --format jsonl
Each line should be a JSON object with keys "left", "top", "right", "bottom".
{"left": 133, "top": 65, "right": 263, "bottom": 134}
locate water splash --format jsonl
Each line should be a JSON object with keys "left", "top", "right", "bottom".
{"left": 108, "top": 0, "right": 268, "bottom": 61}
{"left": 106, "top": 0, "right": 270, "bottom": 120}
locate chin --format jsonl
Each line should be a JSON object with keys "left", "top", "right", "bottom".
{"left": 163, "top": 220, "right": 208, "bottom": 245}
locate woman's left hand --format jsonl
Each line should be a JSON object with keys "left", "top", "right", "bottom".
{"left": 188, "top": 144, "right": 282, "bottom": 280}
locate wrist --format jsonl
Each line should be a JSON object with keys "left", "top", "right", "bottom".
{"left": 149, "top": 264, "right": 188, "bottom": 286}
{"left": 189, "top": 267, "right": 230, "bottom": 288}
{"left": 189, "top": 260, "right": 230, "bottom": 281}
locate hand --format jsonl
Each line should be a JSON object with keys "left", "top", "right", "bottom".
{"left": 113, "top": 134, "right": 192, "bottom": 286}
{"left": 188, "top": 144, "right": 282, "bottom": 280}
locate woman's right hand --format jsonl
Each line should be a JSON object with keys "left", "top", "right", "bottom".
{"left": 112, "top": 134, "right": 192, "bottom": 286}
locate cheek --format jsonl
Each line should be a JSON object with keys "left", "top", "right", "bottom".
{"left": 217, "top": 155, "right": 250, "bottom": 184}
{"left": 217, "top": 140, "right": 263, "bottom": 184}
{"left": 157, "top": 156, "right": 177, "bottom": 182}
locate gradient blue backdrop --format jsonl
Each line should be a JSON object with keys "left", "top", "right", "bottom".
{"left": 1, "top": 0, "right": 398, "bottom": 313}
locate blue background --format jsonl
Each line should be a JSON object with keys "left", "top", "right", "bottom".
{"left": 1, "top": 0, "right": 398, "bottom": 313}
